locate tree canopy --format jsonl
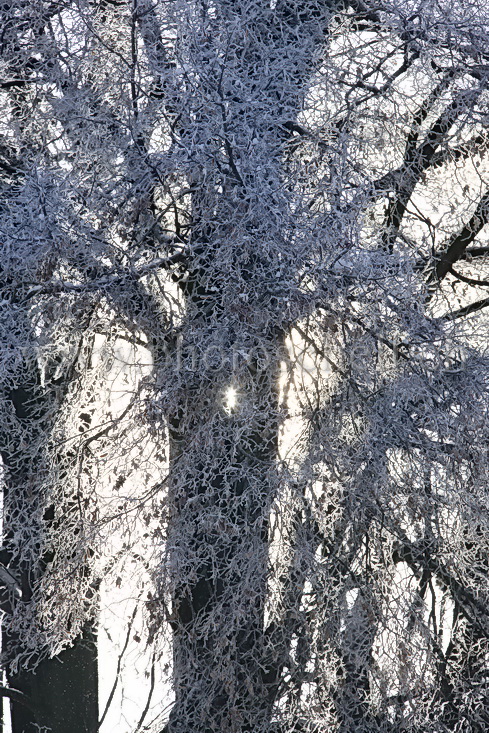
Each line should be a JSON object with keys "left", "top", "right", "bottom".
{"left": 2, "top": 1, "right": 489, "bottom": 731}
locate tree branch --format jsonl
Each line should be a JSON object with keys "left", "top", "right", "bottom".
{"left": 392, "top": 537, "right": 489, "bottom": 636}
{"left": 429, "top": 189, "right": 489, "bottom": 284}
{"left": 98, "top": 604, "right": 139, "bottom": 730}
{"left": 133, "top": 650, "right": 156, "bottom": 733}
{"left": 438, "top": 296, "right": 489, "bottom": 321}
{"left": 448, "top": 266, "right": 489, "bottom": 288}
{"left": 0, "top": 686, "right": 38, "bottom": 713}
{"left": 381, "top": 84, "right": 484, "bottom": 250}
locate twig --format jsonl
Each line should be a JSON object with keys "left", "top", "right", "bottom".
{"left": 98, "top": 604, "right": 139, "bottom": 730}
{"left": 134, "top": 651, "right": 156, "bottom": 733}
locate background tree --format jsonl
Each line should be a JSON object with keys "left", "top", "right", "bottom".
{"left": 3, "top": 1, "right": 489, "bottom": 732}
{"left": 0, "top": 3, "right": 102, "bottom": 729}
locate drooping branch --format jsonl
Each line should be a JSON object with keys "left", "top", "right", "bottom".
{"left": 98, "top": 604, "right": 139, "bottom": 730}
{"left": 448, "top": 266, "right": 489, "bottom": 288}
{"left": 392, "top": 537, "right": 489, "bottom": 636}
{"left": 438, "top": 296, "right": 489, "bottom": 321}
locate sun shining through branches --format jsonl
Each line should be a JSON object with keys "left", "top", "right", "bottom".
{"left": 224, "top": 386, "right": 238, "bottom": 413}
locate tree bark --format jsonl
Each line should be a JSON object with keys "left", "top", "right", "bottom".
{"left": 6, "top": 623, "right": 98, "bottom": 733}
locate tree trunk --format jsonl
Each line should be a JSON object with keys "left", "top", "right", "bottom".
{"left": 154, "top": 4, "right": 338, "bottom": 729}
{"left": 6, "top": 624, "right": 98, "bottom": 733}
{"left": 163, "top": 329, "right": 281, "bottom": 733}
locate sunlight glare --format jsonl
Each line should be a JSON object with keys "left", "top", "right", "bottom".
{"left": 225, "top": 386, "right": 238, "bottom": 411}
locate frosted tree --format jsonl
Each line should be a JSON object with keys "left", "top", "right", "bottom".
{"left": 2, "top": 1, "right": 489, "bottom": 732}
{"left": 0, "top": 4, "right": 102, "bottom": 730}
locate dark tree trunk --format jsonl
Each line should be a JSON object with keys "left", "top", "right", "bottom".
{"left": 6, "top": 623, "right": 98, "bottom": 733}
{"left": 164, "top": 331, "right": 281, "bottom": 733}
